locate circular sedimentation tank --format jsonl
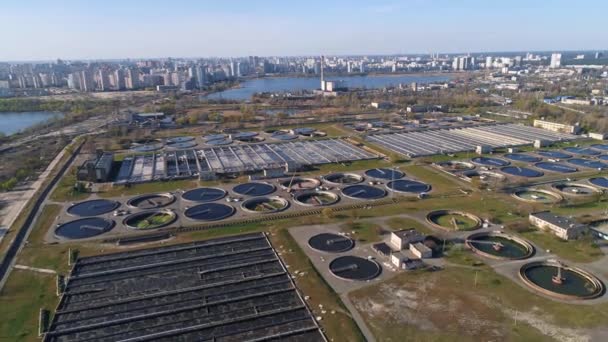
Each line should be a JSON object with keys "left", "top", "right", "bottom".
{"left": 341, "top": 184, "right": 387, "bottom": 200}
{"left": 271, "top": 131, "right": 298, "bottom": 141}
{"left": 293, "top": 191, "right": 339, "bottom": 207}
{"left": 426, "top": 210, "right": 482, "bottom": 231}
{"left": 308, "top": 233, "right": 354, "bottom": 253}
{"left": 437, "top": 160, "right": 475, "bottom": 171}
{"left": 205, "top": 137, "right": 232, "bottom": 146}
{"left": 167, "top": 136, "right": 195, "bottom": 144}
{"left": 166, "top": 141, "right": 197, "bottom": 149}
{"left": 500, "top": 166, "right": 544, "bottom": 178}
{"left": 233, "top": 182, "right": 276, "bottom": 196}
{"left": 552, "top": 183, "right": 601, "bottom": 197}
{"left": 204, "top": 133, "right": 227, "bottom": 141}
{"left": 567, "top": 158, "right": 608, "bottom": 170}
{"left": 536, "top": 150, "right": 572, "bottom": 159}
{"left": 504, "top": 153, "right": 542, "bottom": 163}
{"left": 55, "top": 217, "right": 115, "bottom": 240}
{"left": 241, "top": 196, "right": 289, "bottom": 214}
{"left": 466, "top": 232, "right": 534, "bottom": 260}
{"left": 599, "top": 155, "right": 608, "bottom": 161}
{"left": 67, "top": 199, "right": 120, "bottom": 217}
{"left": 124, "top": 209, "right": 177, "bottom": 230}
{"left": 462, "top": 170, "right": 506, "bottom": 183}
{"left": 591, "top": 144, "right": 608, "bottom": 151}
{"left": 127, "top": 193, "right": 176, "bottom": 209}
{"left": 563, "top": 147, "right": 601, "bottom": 156}
{"left": 322, "top": 172, "right": 364, "bottom": 185}
{"left": 589, "top": 177, "right": 608, "bottom": 189}
{"left": 534, "top": 162, "right": 578, "bottom": 174}
{"left": 280, "top": 177, "right": 321, "bottom": 191}
{"left": 184, "top": 203, "right": 235, "bottom": 221}
{"left": 519, "top": 261, "right": 604, "bottom": 300}
{"left": 386, "top": 179, "right": 431, "bottom": 194}
{"left": 364, "top": 168, "right": 405, "bottom": 180}
{"left": 182, "top": 187, "right": 226, "bottom": 203}
{"left": 292, "top": 127, "right": 316, "bottom": 136}
{"left": 512, "top": 189, "right": 563, "bottom": 204}
{"left": 230, "top": 131, "right": 258, "bottom": 142}
{"left": 471, "top": 156, "right": 510, "bottom": 167}
{"left": 329, "top": 256, "right": 381, "bottom": 281}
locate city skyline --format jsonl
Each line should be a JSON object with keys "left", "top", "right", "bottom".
{"left": 1, "top": 0, "right": 607, "bottom": 61}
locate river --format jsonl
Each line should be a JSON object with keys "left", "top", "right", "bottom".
{"left": 0, "top": 111, "right": 63, "bottom": 136}
{"left": 203, "top": 74, "right": 451, "bottom": 101}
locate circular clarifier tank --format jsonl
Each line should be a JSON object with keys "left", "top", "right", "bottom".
{"left": 567, "top": 158, "right": 608, "bottom": 169}
{"left": 167, "top": 136, "right": 195, "bottom": 144}
{"left": 386, "top": 179, "right": 431, "bottom": 194}
{"left": 280, "top": 177, "right": 321, "bottom": 191}
{"left": 67, "top": 199, "right": 120, "bottom": 217}
{"left": 462, "top": 170, "right": 506, "bottom": 183}
{"left": 230, "top": 131, "right": 258, "bottom": 141}
{"left": 466, "top": 232, "right": 534, "bottom": 260}
{"left": 504, "top": 153, "right": 542, "bottom": 163}
{"left": 591, "top": 144, "right": 608, "bottom": 151}
{"left": 271, "top": 131, "right": 298, "bottom": 141}
{"left": 293, "top": 191, "right": 340, "bottom": 207}
{"left": 534, "top": 162, "right": 578, "bottom": 173}
{"left": 322, "top": 173, "right": 364, "bottom": 185}
{"left": 552, "top": 183, "right": 602, "bottom": 196}
{"left": 437, "top": 160, "right": 476, "bottom": 171}
{"left": 55, "top": 217, "right": 115, "bottom": 239}
{"left": 205, "top": 137, "right": 232, "bottom": 146}
{"left": 166, "top": 141, "right": 197, "bottom": 149}
{"left": 182, "top": 187, "right": 227, "bottom": 203}
{"left": 519, "top": 261, "right": 604, "bottom": 300}
{"left": 131, "top": 143, "right": 164, "bottom": 152}
{"left": 598, "top": 155, "right": 608, "bottom": 161}
{"left": 536, "top": 150, "right": 572, "bottom": 159}
{"left": 292, "top": 127, "right": 316, "bottom": 136}
{"left": 329, "top": 256, "right": 381, "bottom": 281}
{"left": 233, "top": 182, "right": 276, "bottom": 196}
{"left": 471, "top": 156, "right": 510, "bottom": 167}
{"left": 127, "top": 193, "right": 176, "bottom": 209}
{"left": 184, "top": 203, "right": 235, "bottom": 221}
{"left": 564, "top": 147, "right": 601, "bottom": 156}
{"left": 512, "top": 189, "right": 563, "bottom": 204}
{"left": 589, "top": 177, "right": 608, "bottom": 189}
{"left": 308, "top": 233, "right": 354, "bottom": 253}
{"left": 364, "top": 168, "right": 405, "bottom": 180}
{"left": 124, "top": 209, "right": 177, "bottom": 230}
{"left": 241, "top": 196, "right": 289, "bottom": 214}
{"left": 341, "top": 185, "right": 386, "bottom": 200}
{"left": 500, "top": 166, "right": 543, "bottom": 178}
{"left": 426, "top": 210, "right": 482, "bottom": 231}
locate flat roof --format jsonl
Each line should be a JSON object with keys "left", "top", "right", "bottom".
{"left": 44, "top": 232, "right": 324, "bottom": 342}
{"left": 530, "top": 211, "right": 587, "bottom": 230}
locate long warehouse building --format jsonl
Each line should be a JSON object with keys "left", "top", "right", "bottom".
{"left": 366, "top": 123, "right": 578, "bottom": 157}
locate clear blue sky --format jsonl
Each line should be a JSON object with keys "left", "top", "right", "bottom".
{"left": 0, "top": 0, "right": 606, "bottom": 61}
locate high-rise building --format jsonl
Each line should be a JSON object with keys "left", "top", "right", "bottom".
{"left": 485, "top": 56, "right": 493, "bottom": 69}
{"left": 359, "top": 62, "right": 365, "bottom": 73}
{"left": 550, "top": 53, "right": 562, "bottom": 68}
{"left": 98, "top": 69, "right": 110, "bottom": 91}
{"left": 114, "top": 69, "right": 125, "bottom": 90}
{"left": 195, "top": 65, "right": 206, "bottom": 88}
{"left": 125, "top": 68, "right": 139, "bottom": 89}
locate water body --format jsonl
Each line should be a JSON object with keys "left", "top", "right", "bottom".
{"left": 203, "top": 74, "right": 451, "bottom": 101}
{"left": 0, "top": 111, "right": 63, "bottom": 135}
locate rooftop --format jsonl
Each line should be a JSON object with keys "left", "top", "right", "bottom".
{"left": 44, "top": 233, "right": 324, "bottom": 342}
{"left": 530, "top": 211, "right": 587, "bottom": 230}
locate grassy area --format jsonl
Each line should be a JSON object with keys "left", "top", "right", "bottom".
{"left": 49, "top": 170, "right": 90, "bottom": 202}
{"left": 132, "top": 212, "right": 175, "bottom": 229}
{"left": 349, "top": 265, "right": 608, "bottom": 341}
{"left": 0, "top": 271, "right": 57, "bottom": 342}
{"left": 340, "top": 221, "right": 384, "bottom": 243}
{"left": 385, "top": 216, "right": 435, "bottom": 236}
{"left": 518, "top": 229, "right": 603, "bottom": 263}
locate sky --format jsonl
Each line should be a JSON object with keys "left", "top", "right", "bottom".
{"left": 0, "top": 0, "right": 606, "bottom": 61}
